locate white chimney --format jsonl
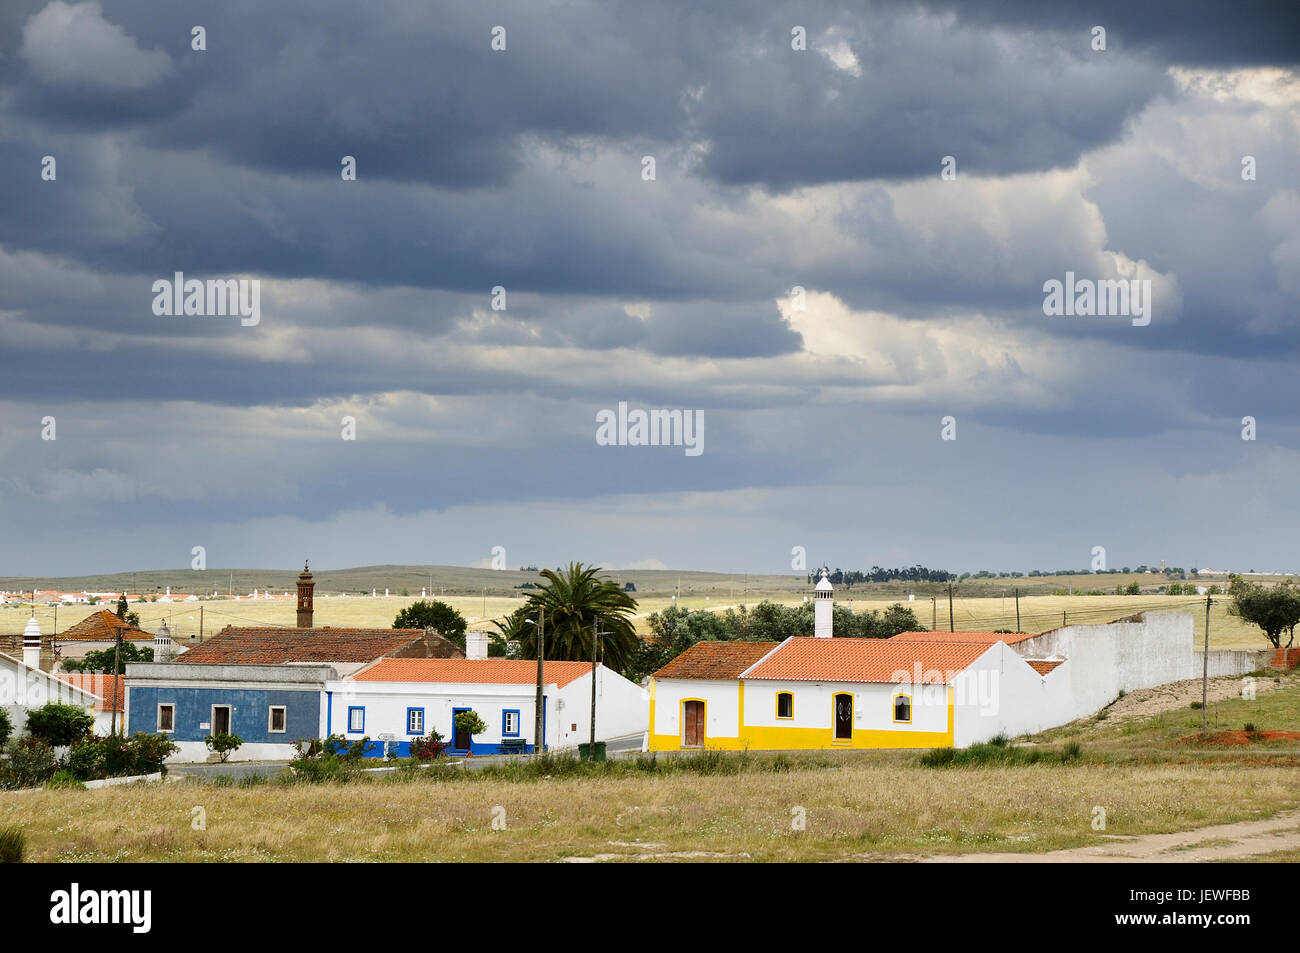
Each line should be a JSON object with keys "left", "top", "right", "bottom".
{"left": 154, "top": 620, "right": 175, "bottom": 662}
{"left": 22, "top": 615, "right": 42, "bottom": 670}
{"left": 465, "top": 630, "right": 490, "bottom": 660}
{"left": 814, "top": 571, "right": 834, "bottom": 638}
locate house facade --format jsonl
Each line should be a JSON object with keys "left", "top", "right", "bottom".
{"left": 125, "top": 662, "right": 333, "bottom": 761}
{"left": 1, "top": 618, "right": 100, "bottom": 734}
{"left": 327, "top": 658, "right": 647, "bottom": 756}
{"left": 648, "top": 577, "right": 1267, "bottom": 752}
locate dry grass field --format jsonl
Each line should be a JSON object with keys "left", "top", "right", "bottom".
{"left": 5, "top": 673, "right": 1299, "bottom": 862}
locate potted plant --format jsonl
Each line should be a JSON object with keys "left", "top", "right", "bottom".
{"left": 454, "top": 711, "right": 487, "bottom": 757}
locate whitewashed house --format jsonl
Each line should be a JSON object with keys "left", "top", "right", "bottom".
{"left": 327, "top": 658, "right": 647, "bottom": 756}
{"left": 1, "top": 618, "right": 100, "bottom": 735}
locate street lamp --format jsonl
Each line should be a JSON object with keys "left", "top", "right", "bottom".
{"left": 524, "top": 607, "right": 545, "bottom": 753}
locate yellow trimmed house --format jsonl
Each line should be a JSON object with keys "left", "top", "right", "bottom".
{"left": 647, "top": 636, "right": 985, "bottom": 751}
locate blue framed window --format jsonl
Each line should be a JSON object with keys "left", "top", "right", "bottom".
{"left": 502, "top": 709, "right": 521, "bottom": 737}
{"left": 406, "top": 707, "right": 425, "bottom": 735}
{"left": 347, "top": 706, "right": 365, "bottom": 733}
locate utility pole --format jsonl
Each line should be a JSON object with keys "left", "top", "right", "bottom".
{"left": 1201, "top": 594, "right": 1211, "bottom": 734}
{"left": 109, "top": 629, "right": 122, "bottom": 736}
{"left": 533, "top": 605, "right": 545, "bottom": 754}
{"left": 947, "top": 584, "right": 954, "bottom": 632}
{"left": 931, "top": 596, "right": 937, "bottom": 631}
{"left": 199, "top": 606, "right": 204, "bottom": 643}
{"left": 589, "top": 622, "right": 601, "bottom": 756}
{"left": 1015, "top": 588, "right": 1021, "bottom": 632}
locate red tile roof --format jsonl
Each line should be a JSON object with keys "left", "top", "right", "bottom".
{"left": 652, "top": 641, "right": 778, "bottom": 680}
{"left": 742, "top": 637, "right": 991, "bottom": 684}
{"left": 178, "top": 627, "right": 428, "bottom": 665}
{"left": 1025, "top": 659, "right": 1065, "bottom": 676}
{"left": 889, "top": 630, "right": 1037, "bottom": 645}
{"left": 57, "top": 610, "right": 154, "bottom": 642}
{"left": 55, "top": 673, "right": 125, "bottom": 712}
{"left": 354, "top": 658, "right": 593, "bottom": 688}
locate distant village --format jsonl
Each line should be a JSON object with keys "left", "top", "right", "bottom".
{"left": 2, "top": 562, "right": 1288, "bottom": 771}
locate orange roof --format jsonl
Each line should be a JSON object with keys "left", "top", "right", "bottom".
{"left": 652, "top": 641, "right": 777, "bottom": 680}
{"left": 889, "top": 630, "right": 1037, "bottom": 645}
{"left": 354, "top": 658, "right": 593, "bottom": 687}
{"left": 1025, "top": 659, "right": 1065, "bottom": 676}
{"left": 58, "top": 610, "right": 154, "bottom": 642}
{"left": 55, "top": 673, "right": 124, "bottom": 712}
{"left": 179, "top": 627, "right": 432, "bottom": 664}
{"left": 742, "top": 637, "right": 991, "bottom": 684}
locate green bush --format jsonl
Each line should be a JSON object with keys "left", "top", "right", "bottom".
{"left": 409, "top": 729, "right": 447, "bottom": 760}
{"left": 0, "top": 709, "right": 11, "bottom": 748}
{"left": 65, "top": 733, "right": 179, "bottom": 782}
{"left": 204, "top": 733, "right": 243, "bottom": 763}
{"left": 919, "top": 739, "right": 1084, "bottom": 768}
{"left": 454, "top": 710, "right": 487, "bottom": 738}
{"left": 0, "top": 737, "right": 59, "bottom": 789}
{"left": 0, "top": 826, "right": 23, "bottom": 863}
{"left": 23, "top": 704, "right": 93, "bottom": 746}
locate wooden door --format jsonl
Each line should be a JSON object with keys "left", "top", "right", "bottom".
{"left": 453, "top": 711, "right": 471, "bottom": 751}
{"left": 213, "top": 705, "right": 232, "bottom": 735}
{"left": 683, "top": 700, "right": 704, "bottom": 746}
{"left": 833, "top": 694, "right": 853, "bottom": 740}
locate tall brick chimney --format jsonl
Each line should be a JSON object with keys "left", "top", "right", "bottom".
{"left": 297, "top": 561, "right": 314, "bottom": 628}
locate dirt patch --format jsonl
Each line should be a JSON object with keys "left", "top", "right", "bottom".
{"left": 1070, "top": 673, "right": 1284, "bottom": 731}
{"left": 917, "top": 808, "right": 1300, "bottom": 863}
{"left": 1182, "top": 730, "right": 1300, "bottom": 747}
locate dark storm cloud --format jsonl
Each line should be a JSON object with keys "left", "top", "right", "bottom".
{"left": 928, "top": 0, "right": 1300, "bottom": 68}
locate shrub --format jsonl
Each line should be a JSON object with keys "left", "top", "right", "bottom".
{"left": 0, "top": 827, "right": 23, "bottom": 863}
{"left": 454, "top": 710, "right": 487, "bottom": 738}
{"left": 409, "top": 729, "right": 447, "bottom": 760}
{"left": 204, "top": 733, "right": 243, "bottom": 763}
{"left": 65, "top": 733, "right": 179, "bottom": 781}
{"left": 1244, "top": 722, "right": 1257, "bottom": 733}
{"left": 0, "top": 709, "right": 11, "bottom": 748}
{"left": 1190, "top": 701, "right": 1203, "bottom": 709}
{"left": 919, "top": 740, "right": 1083, "bottom": 768}
{"left": 0, "top": 737, "right": 59, "bottom": 789}
{"left": 23, "top": 704, "right": 93, "bottom": 746}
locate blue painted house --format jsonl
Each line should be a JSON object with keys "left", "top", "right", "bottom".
{"left": 125, "top": 663, "right": 333, "bottom": 761}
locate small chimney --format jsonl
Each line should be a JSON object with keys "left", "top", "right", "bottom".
{"left": 813, "top": 571, "right": 834, "bottom": 638}
{"left": 465, "top": 630, "right": 490, "bottom": 660}
{"left": 297, "top": 561, "right": 315, "bottom": 628}
{"left": 22, "top": 615, "right": 42, "bottom": 670}
{"left": 154, "top": 620, "right": 175, "bottom": 662}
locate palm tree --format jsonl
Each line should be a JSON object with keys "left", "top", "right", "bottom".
{"left": 513, "top": 563, "right": 638, "bottom": 673}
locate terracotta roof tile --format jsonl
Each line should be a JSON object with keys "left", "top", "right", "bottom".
{"left": 354, "top": 658, "right": 593, "bottom": 687}
{"left": 178, "top": 627, "right": 429, "bottom": 665}
{"left": 58, "top": 610, "right": 153, "bottom": 642}
{"left": 743, "top": 637, "right": 990, "bottom": 684}
{"left": 652, "top": 641, "right": 777, "bottom": 680}
{"left": 55, "top": 673, "right": 124, "bottom": 712}
{"left": 1025, "top": 659, "right": 1065, "bottom": 676}
{"left": 889, "top": 630, "right": 1037, "bottom": 645}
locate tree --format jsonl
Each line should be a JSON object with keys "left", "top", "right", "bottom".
{"left": 61, "top": 642, "right": 152, "bottom": 674}
{"left": 23, "top": 704, "right": 93, "bottom": 746}
{"left": 0, "top": 709, "right": 11, "bottom": 748}
{"left": 393, "top": 600, "right": 468, "bottom": 649}
{"left": 1227, "top": 574, "right": 1300, "bottom": 648}
{"left": 515, "top": 563, "right": 638, "bottom": 673}
{"left": 205, "top": 733, "right": 243, "bottom": 763}
{"left": 114, "top": 593, "right": 141, "bottom": 628}
{"left": 454, "top": 710, "right": 486, "bottom": 738}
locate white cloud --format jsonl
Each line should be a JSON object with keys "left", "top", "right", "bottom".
{"left": 21, "top": 1, "right": 172, "bottom": 91}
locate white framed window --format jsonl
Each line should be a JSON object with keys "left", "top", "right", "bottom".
{"left": 348, "top": 706, "right": 365, "bottom": 733}
{"left": 503, "top": 710, "right": 520, "bottom": 736}
{"left": 268, "top": 705, "right": 287, "bottom": 733}
{"left": 407, "top": 708, "right": 424, "bottom": 734}
{"left": 157, "top": 703, "right": 175, "bottom": 733}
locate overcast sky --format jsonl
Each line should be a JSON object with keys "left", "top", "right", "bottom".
{"left": 1, "top": 0, "right": 1298, "bottom": 577}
